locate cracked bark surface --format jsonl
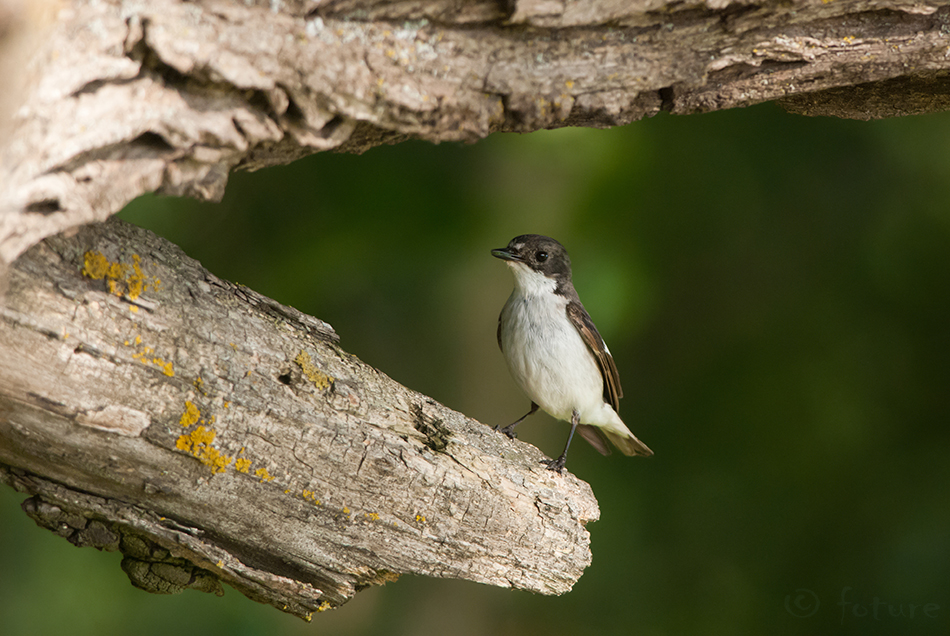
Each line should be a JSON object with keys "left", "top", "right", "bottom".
{"left": 0, "top": 218, "right": 599, "bottom": 619}
{"left": 4, "top": 0, "right": 950, "bottom": 262}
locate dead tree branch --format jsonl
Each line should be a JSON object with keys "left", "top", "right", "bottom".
{"left": 0, "top": 218, "right": 599, "bottom": 619}
{"left": 3, "top": 0, "right": 950, "bottom": 261}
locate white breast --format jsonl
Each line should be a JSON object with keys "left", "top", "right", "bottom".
{"left": 499, "top": 265, "right": 626, "bottom": 432}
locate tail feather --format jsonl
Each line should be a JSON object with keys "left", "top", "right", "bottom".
{"left": 577, "top": 425, "right": 612, "bottom": 456}
{"left": 604, "top": 429, "right": 654, "bottom": 457}
{"left": 577, "top": 424, "right": 653, "bottom": 457}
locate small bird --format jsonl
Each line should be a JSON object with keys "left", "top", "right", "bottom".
{"left": 492, "top": 234, "right": 653, "bottom": 472}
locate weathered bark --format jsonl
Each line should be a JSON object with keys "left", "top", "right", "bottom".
{"left": 0, "top": 218, "right": 599, "bottom": 619}
{"left": 3, "top": 0, "right": 950, "bottom": 262}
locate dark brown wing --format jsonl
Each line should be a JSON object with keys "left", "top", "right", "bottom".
{"left": 566, "top": 301, "right": 623, "bottom": 413}
{"left": 496, "top": 312, "right": 503, "bottom": 352}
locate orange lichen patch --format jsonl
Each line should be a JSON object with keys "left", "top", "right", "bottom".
{"left": 200, "top": 445, "right": 232, "bottom": 474}
{"left": 176, "top": 424, "right": 215, "bottom": 450}
{"left": 175, "top": 434, "right": 192, "bottom": 452}
{"left": 81, "top": 251, "right": 160, "bottom": 301}
{"left": 234, "top": 458, "right": 252, "bottom": 473}
{"left": 128, "top": 341, "right": 175, "bottom": 377}
{"left": 156, "top": 358, "right": 174, "bottom": 376}
{"left": 82, "top": 250, "right": 127, "bottom": 280}
{"left": 364, "top": 512, "right": 379, "bottom": 521}
{"left": 179, "top": 401, "right": 200, "bottom": 427}
{"left": 254, "top": 467, "right": 275, "bottom": 483}
{"left": 176, "top": 425, "right": 232, "bottom": 474}
{"left": 301, "top": 490, "right": 321, "bottom": 505}
{"left": 126, "top": 254, "right": 146, "bottom": 300}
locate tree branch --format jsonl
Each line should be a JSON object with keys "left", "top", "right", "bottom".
{"left": 0, "top": 218, "right": 599, "bottom": 619}
{"left": 3, "top": 0, "right": 950, "bottom": 262}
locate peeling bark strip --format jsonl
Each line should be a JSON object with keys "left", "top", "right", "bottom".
{"left": 3, "top": 1, "right": 950, "bottom": 262}
{"left": 0, "top": 219, "right": 599, "bottom": 619}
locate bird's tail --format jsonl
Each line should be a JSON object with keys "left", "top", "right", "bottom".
{"left": 577, "top": 425, "right": 653, "bottom": 457}
{"left": 605, "top": 430, "right": 653, "bottom": 457}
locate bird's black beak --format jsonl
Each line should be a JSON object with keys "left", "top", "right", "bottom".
{"left": 491, "top": 247, "right": 523, "bottom": 262}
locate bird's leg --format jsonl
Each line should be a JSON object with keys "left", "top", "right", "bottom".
{"left": 544, "top": 408, "right": 579, "bottom": 473}
{"left": 495, "top": 402, "right": 539, "bottom": 439}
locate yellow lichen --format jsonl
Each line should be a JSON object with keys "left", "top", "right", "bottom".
{"left": 201, "top": 445, "right": 233, "bottom": 474}
{"left": 234, "top": 458, "right": 252, "bottom": 473}
{"left": 127, "top": 254, "right": 146, "bottom": 300}
{"left": 128, "top": 339, "right": 173, "bottom": 376}
{"left": 177, "top": 425, "right": 233, "bottom": 474}
{"left": 415, "top": 514, "right": 426, "bottom": 523}
{"left": 254, "top": 467, "right": 275, "bottom": 482}
{"left": 180, "top": 401, "right": 200, "bottom": 427}
{"left": 81, "top": 251, "right": 159, "bottom": 301}
{"left": 82, "top": 251, "right": 126, "bottom": 280}
{"left": 365, "top": 512, "right": 379, "bottom": 521}
{"left": 191, "top": 425, "right": 216, "bottom": 445}
{"left": 316, "top": 601, "right": 332, "bottom": 613}
{"left": 154, "top": 358, "right": 174, "bottom": 377}
{"left": 175, "top": 434, "right": 192, "bottom": 452}
{"left": 294, "top": 351, "right": 333, "bottom": 390}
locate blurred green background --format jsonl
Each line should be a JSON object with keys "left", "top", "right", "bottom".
{"left": 3, "top": 102, "right": 949, "bottom": 635}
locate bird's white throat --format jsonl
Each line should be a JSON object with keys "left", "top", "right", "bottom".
{"left": 506, "top": 261, "right": 559, "bottom": 297}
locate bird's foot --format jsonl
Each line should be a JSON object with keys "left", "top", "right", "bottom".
{"left": 541, "top": 456, "right": 566, "bottom": 473}
{"left": 493, "top": 424, "right": 518, "bottom": 440}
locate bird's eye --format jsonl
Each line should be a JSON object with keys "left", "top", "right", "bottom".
{"left": 536, "top": 251, "right": 549, "bottom": 262}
